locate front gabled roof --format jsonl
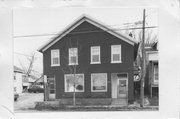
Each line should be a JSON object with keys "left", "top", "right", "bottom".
{"left": 38, "top": 14, "right": 137, "bottom": 52}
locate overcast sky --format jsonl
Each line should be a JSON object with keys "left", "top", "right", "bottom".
{"left": 13, "top": 7, "right": 158, "bottom": 73}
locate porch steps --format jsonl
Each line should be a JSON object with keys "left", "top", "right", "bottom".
{"left": 111, "top": 99, "right": 127, "bottom": 106}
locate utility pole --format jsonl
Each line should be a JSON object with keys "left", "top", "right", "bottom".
{"left": 73, "top": 65, "right": 76, "bottom": 106}
{"left": 44, "top": 75, "right": 48, "bottom": 101}
{"left": 140, "top": 9, "right": 146, "bottom": 107}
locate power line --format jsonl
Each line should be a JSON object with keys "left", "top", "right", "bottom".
{"left": 14, "top": 52, "right": 32, "bottom": 57}
{"left": 14, "top": 52, "right": 42, "bottom": 58}
{"left": 13, "top": 26, "right": 158, "bottom": 38}
{"left": 13, "top": 33, "right": 57, "bottom": 38}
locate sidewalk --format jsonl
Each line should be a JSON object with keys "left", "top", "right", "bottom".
{"left": 35, "top": 102, "right": 159, "bottom": 111}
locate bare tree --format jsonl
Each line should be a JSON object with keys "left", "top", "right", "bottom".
{"left": 18, "top": 52, "right": 37, "bottom": 90}
{"left": 19, "top": 52, "right": 36, "bottom": 76}
{"left": 123, "top": 20, "right": 158, "bottom": 45}
{"left": 124, "top": 21, "right": 158, "bottom": 100}
{"left": 60, "top": 38, "right": 82, "bottom": 106}
{"left": 138, "top": 29, "right": 158, "bottom": 46}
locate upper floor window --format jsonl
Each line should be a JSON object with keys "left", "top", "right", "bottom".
{"left": 51, "top": 49, "right": 60, "bottom": 66}
{"left": 91, "top": 46, "right": 100, "bottom": 64}
{"left": 69, "top": 48, "right": 78, "bottom": 65}
{"left": 111, "top": 45, "right": 121, "bottom": 63}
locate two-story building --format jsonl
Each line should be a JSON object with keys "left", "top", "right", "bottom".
{"left": 38, "top": 15, "right": 138, "bottom": 105}
{"left": 145, "top": 42, "right": 158, "bottom": 97}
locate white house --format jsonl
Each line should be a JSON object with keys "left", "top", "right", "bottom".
{"left": 14, "top": 66, "right": 24, "bottom": 94}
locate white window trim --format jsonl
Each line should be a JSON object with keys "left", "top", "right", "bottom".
{"left": 69, "top": 48, "right": 78, "bottom": 65}
{"left": 90, "top": 46, "right": 101, "bottom": 64}
{"left": 111, "top": 45, "right": 122, "bottom": 63}
{"left": 64, "top": 74, "right": 84, "bottom": 92}
{"left": 51, "top": 49, "right": 60, "bottom": 66}
{"left": 91, "top": 73, "right": 107, "bottom": 92}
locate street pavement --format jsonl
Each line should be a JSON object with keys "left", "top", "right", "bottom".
{"left": 14, "top": 93, "right": 43, "bottom": 111}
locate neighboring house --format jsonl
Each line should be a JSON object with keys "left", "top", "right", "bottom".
{"left": 22, "top": 75, "right": 30, "bottom": 90}
{"left": 38, "top": 15, "right": 138, "bottom": 105}
{"left": 145, "top": 42, "right": 158, "bottom": 97}
{"left": 22, "top": 72, "right": 42, "bottom": 90}
{"left": 14, "top": 66, "right": 24, "bottom": 94}
{"left": 22, "top": 75, "right": 35, "bottom": 90}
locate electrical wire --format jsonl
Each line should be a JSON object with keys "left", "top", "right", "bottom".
{"left": 14, "top": 52, "right": 41, "bottom": 58}
{"left": 13, "top": 26, "right": 158, "bottom": 38}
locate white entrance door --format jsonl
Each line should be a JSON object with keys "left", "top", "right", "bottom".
{"left": 111, "top": 73, "right": 128, "bottom": 99}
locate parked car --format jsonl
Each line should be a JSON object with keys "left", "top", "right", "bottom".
{"left": 28, "top": 85, "right": 44, "bottom": 93}
{"left": 14, "top": 93, "right": 19, "bottom": 101}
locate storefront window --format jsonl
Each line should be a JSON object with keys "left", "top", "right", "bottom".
{"left": 91, "top": 73, "right": 107, "bottom": 92}
{"left": 65, "top": 74, "right": 84, "bottom": 92}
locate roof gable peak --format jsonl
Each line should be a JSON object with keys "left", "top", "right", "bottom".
{"left": 38, "top": 14, "right": 137, "bottom": 52}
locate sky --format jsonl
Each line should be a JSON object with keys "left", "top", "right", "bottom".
{"left": 13, "top": 7, "right": 158, "bottom": 74}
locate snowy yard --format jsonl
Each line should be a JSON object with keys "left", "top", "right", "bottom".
{"left": 14, "top": 93, "right": 43, "bottom": 111}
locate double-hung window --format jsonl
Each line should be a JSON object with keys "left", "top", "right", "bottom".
{"left": 69, "top": 48, "right": 78, "bottom": 65}
{"left": 51, "top": 49, "right": 60, "bottom": 66}
{"left": 91, "top": 46, "right": 100, "bottom": 64}
{"left": 111, "top": 45, "right": 121, "bottom": 63}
